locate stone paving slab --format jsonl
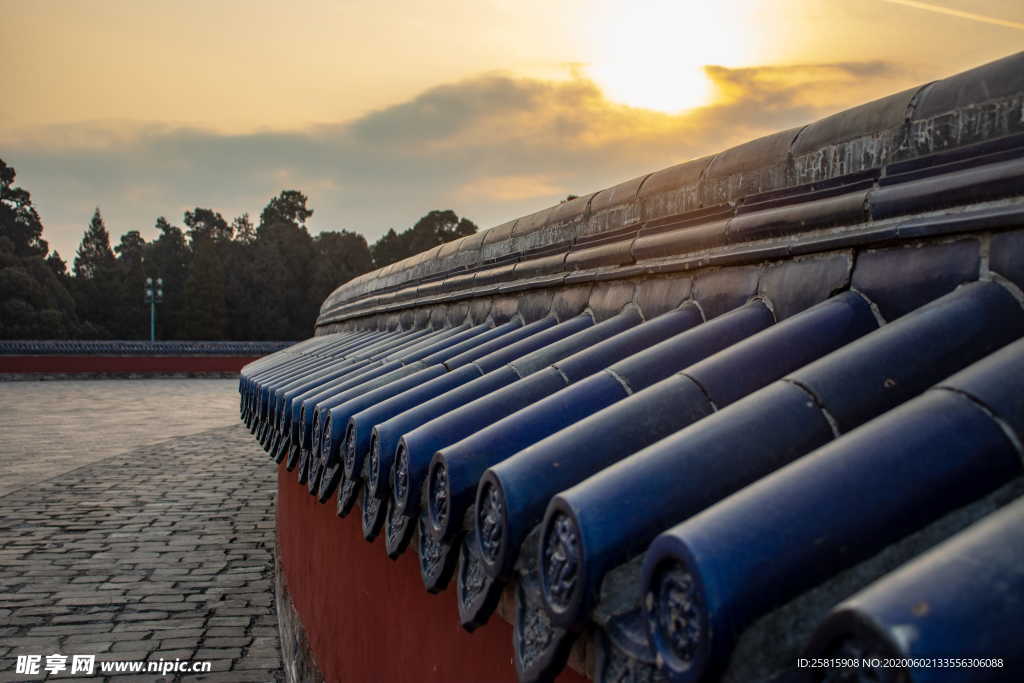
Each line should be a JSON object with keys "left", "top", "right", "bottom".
{"left": 0, "top": 379, "right": 241, "bottom": 496}
{"left": 0, "top": 424, "right": 282, "bottom": 682}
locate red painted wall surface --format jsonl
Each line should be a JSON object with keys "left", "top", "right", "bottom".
{"left": 0, "top": 355, "right": 260, "bottom": 374}
{"left": 277, "top": 466, "right": 589, "bottom": 683}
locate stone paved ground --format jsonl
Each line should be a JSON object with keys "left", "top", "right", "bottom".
{"left": 0, "top": 423, "right": 282, "bottom": 682}
{"left": 0, "top": 379, "right": 242, "bottom": 496}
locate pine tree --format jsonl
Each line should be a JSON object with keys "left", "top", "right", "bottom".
{"left": 46, "top": 251, "right": 69, "bottom": 282}
{"left": 74, "top": 209, "right": 116, "bottom": 279}
{"left": 71, "top": 208, "right": 120, "bottom": 337}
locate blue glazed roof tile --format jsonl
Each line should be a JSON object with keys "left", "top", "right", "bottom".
{"left": 242, "top": 52, "right": 1024, "bottom": 683}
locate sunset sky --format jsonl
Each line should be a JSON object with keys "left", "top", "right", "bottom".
{"left": 2, "top": 0, "right": 1022, "bottom": 260}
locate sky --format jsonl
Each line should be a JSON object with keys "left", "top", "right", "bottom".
{"left": 2, "top": 0, "right": 1022, "bottom": 262}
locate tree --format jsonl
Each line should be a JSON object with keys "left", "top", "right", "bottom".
{"left": 113, "top": 230, "right": 148, "bottom": 338}
{"left": 0, "top": 242, "right": 76, "bottom": 339}
{"left": 230, "top": 242, "right": 293, "bottom": 340}
{"left": 46, "top": 251, "right": 69, "bottom": 283}
{"left": 0, "top": 158, "right": 48, "bottom": 258}
{"left": 70, "top": 208, "right": 120, "bottom": 337}
{"left": 221, "top": 238, "right": 259, "bottom": 340}
{"left": 254, "top": 191, "right": 318, "bottom": 338}
{"left": 369, "top": 209, "right": 478, "bottom": 268}
{"left": 259, "top": 190, "right": 313, "bottom": 233}
{"left": 73, "top": 208, "right": 116, "bottom": 279}
{"left": 143, "top": 217, "right": 190, "bottom": 339}
{"left": 178, "top": 234, "right": 227, "bottom": 340}
{"left": 0, "top": 167, "right": 479, "bottom": 340}
{"left": 19, "top": 254, "right": 77, "bottom": 337}
{"left": 184, "top": 207, "right": 232, "bottom": 246}
{"left": 116, "top": 230, "right": 146, "bottom": 261}
{"left": 231, "top": 213, "right": 256, "bottom": 244}
{"left": 369, "top": 228, "right": 404, "bottom": 268}
{"left": 0, "top": 159, "right": 78, "bottom": 339}
{"left": 406, "top": 209, "right": 478, "bottom": 255}
{"left": 310, "top": 230, "right": 374, "bottom": 310}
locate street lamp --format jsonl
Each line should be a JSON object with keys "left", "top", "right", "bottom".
{"left": 144, "top": 277, "right": 163, "bottom": 342}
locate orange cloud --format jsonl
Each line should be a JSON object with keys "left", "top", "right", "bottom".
{"left": 3, "top": 60, "right": 912, "bottom": 261}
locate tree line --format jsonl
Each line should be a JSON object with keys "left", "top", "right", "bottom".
{"left": 0, "top": 157, "right": 478, "bottom": 341}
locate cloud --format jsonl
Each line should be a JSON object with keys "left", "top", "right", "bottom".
{"left": 1, "top": 60, "right": 908, "bottom": 261}
{"left": 705, "top": 61, "right": 902, "bottom": 111}
{"left": 454, "top": 174, "right": 567, "bottom": 202}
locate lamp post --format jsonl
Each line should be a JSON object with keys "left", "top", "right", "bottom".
{"left": 144, "top": 277, "right": 163, "bottom": 342}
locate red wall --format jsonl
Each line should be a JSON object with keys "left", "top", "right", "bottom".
{"left": 276, "top": 466, "right": 588, "bottom": 683}
{"left": 0, "top": 355, "right": 260, "bottom": 374}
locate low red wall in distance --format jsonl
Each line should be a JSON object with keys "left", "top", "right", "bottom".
{"left": 0, "top": 355, "right": 260, "bottom": 374}
{"left": 277, "top": 466, "right": 588, "bottom": 683}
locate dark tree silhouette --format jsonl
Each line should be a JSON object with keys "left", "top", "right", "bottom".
{"left": 310, "top": 230, "right": 374, "bottom": 311}
{"left": 259, "top": 190, "right": 313, "bottom": 232}
{"left": 113, "top": 230, "right": 148, "bottom": 338}
{"left": 0, "top": 159, "right": 48, "bottom": 258}
{"left": 74, "top": 209, "right": 116, "bottom": 279}
{"left": 0, "top": 163, "right": 477, "bottom": 340}
{"left": 143, "top": 217, "right": 190, "bottom": 339}
{"left": 184, "top": 208, "right": 233, "bottom": 245}
{"left": 370, "top": 209, "right": 477, "bottom": 267}
{"left": 71, "top": 209, "right": 122, "bottom": 338}
{"left": 369, "top": 228, "right": 403, "bottom": 268}
{"left": 46, "top": 251, "right": 69, "bottom": 282}
{"left": 179, "top": 233, "right": 227, "bottom": 340}
{"left": 252, "top": 191, "right": 320, "bottom": 338}
{"left": 232, "top": 213, "right": 256, "bottom": 244}
{"left": 0, "top": 158, "right": 79, "bottom": 338}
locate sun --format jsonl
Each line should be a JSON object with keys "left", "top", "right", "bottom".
{"left": 588, "top": 59, "right": 713, "bottom": 114}
{"left": 584, "top": 0, "right": 757, "bottom": 113}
